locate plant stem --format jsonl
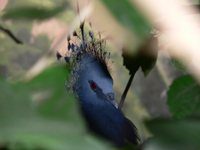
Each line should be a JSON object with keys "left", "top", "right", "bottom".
{"left": 119, "top": 74, "right": 134, "bottom": 109}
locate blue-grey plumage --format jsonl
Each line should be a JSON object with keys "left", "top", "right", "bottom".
{"left": 73, "top": 54, "right": 117, "bottom": 107}
{"left": 62, "top": 22, "right": 139, "bottom": 146}
{"left": 72, "top": 54, "right": 139, "bottom": 146}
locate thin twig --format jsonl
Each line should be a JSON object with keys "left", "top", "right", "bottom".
{"left": 119, "top": 74, "right": 134, "bottom": 109}
{"left": 0, "top": 25, "right": 23, "bottom": 44}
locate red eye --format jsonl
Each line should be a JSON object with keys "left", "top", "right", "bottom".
{"left": 89, "top": 80, "right": 97, "bottom": 90}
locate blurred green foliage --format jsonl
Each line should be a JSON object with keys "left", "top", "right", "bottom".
{"left": 0, "top": 65, "right": 111, "bottom": 150}
{"left": 168, "top": 75, "right": 200, "bottom": 119}
{"left": 143, "top": 74, "right": 200, "bottom": 150}
{"left": 101, "top": 0, "right": 151, "bottom": 39}
{"left": 145, "top": 118, "right": 200, "bottom": 150}
{"left": 1, "top": 0, "right": 200, "bottom": 149}
{"left": 2, "top": 4, "right": 67, "bottom": 20}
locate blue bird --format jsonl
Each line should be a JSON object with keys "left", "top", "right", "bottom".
{"left": 61, "top": 22, "right": 139, "bottom": 147}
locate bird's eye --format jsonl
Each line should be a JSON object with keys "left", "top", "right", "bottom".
{"left": 88, "top": 80, "right": 97, "bottom": 90}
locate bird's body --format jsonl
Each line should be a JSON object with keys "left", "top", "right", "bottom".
{"left": 73, "top": 54, "right": 139, "bottom": 146}
{"left": 59, "top": 22, "right": 139, "bottom": 146}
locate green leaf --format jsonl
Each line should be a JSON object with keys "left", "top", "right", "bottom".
{"left": 25, "top": 65, "right": 77, "bottom": 121}
{"left": 0, "top": 65, "right": 110, "bottom": 150}
{"left": 101, "top": 0, "right": 151, "bottom": 39}
{"left": 167, "top": 75, "right": 200, "bottom": 119}
{"left": 101, "top": 0, "right": 156, "bottom": 77}
{"left": 122, "top": 36, "right": 157, "bottom": 76}
{"left": 2, "top": 4, "right": 67, "bottom": 20}
{"left": 102, "top": 0, "right": 157, "bottom": 75}
{"left": 145, "top": 118, "right": 200, "bottom": 150}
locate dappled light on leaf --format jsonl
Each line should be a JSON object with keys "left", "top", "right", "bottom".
{"left": 168, "top": 75, "right": 200, "bottom": 119}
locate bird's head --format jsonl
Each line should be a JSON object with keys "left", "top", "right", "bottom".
{"left": 56, "top": 21, "right": 117, "bottom": 107}
{"left": 88, "top": 80, "right": 118, "bottom": 107}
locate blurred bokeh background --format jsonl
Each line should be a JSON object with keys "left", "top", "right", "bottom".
{"left": 0, "top": 0, "right": 200, "bottom": 150}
